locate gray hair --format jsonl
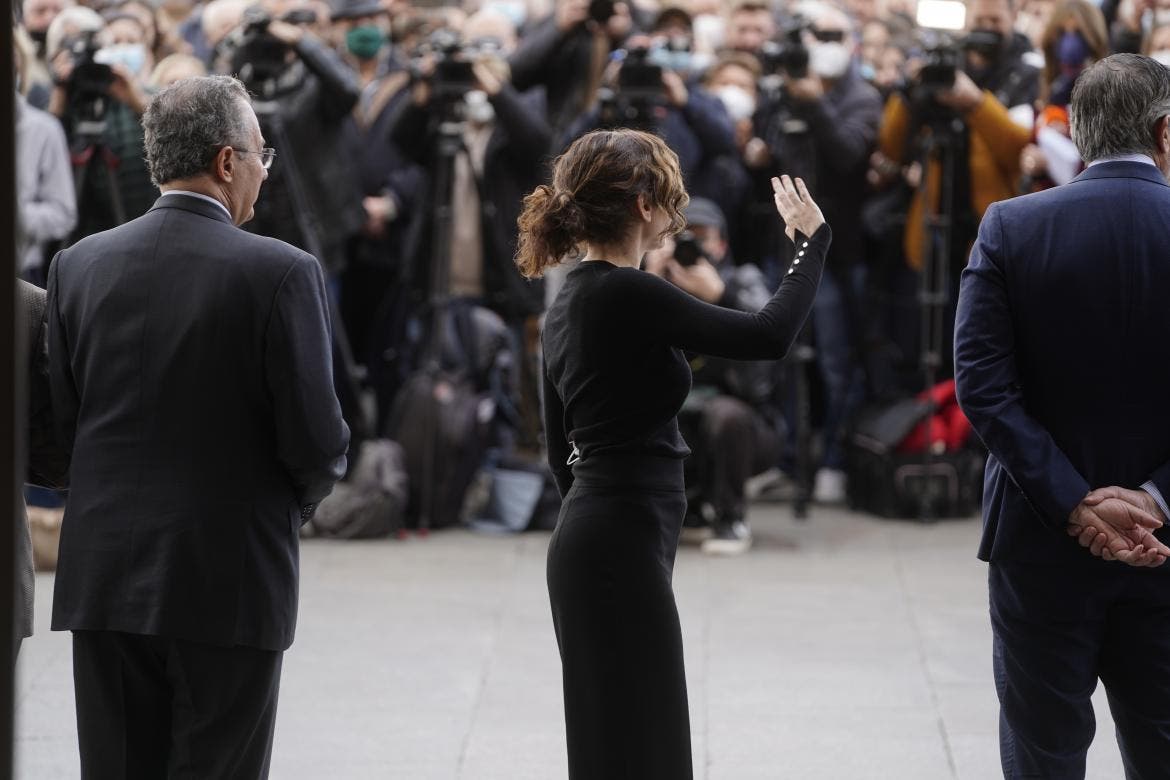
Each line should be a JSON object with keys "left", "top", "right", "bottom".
{"left": 1070, "top": 54, "right": 1170, "bottom": 163}
{"left": 142, "top": 75, "right": 253, "bottom": 187}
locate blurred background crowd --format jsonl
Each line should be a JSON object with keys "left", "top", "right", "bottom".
{"left": 12, "top": 0, "right": 1170, "bottom": 552}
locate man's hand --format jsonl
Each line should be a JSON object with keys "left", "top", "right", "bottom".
{"left": 556, "top": 0, "right": 590, "bottom": 32}
{"left": 662, "top": 69, "right": 688, "bottom": 108}
{"left": 934, "top": 70, "right": 984, "bottom": 113}
{"left": 1067, "top": 494, "right": 1169, "bottom": 567}
{"left": 108, "top": 64, "right": 149, "bottom": 116}
{"left": 266, "top": 19, "right": 306, "bottom": 47}
{"left": 664, "top": 258, "right": 725, "bottom": 303}
{"left": 743, "top": 137, "right": 771, "bottom": 169}
{"left": 786, "top": 74, "right": 824, "bottom": 103}
{"left": 472, "top": 60, "right": 504, "bottom": 96}
{"left": 1020, "top": 144, "right": 1048, "bottom": 179}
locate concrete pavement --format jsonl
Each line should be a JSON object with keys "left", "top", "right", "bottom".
{"left": 16, "top": 504, "right": 1126, "bottom": 779}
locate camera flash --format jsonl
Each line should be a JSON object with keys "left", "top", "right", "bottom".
{"left": 916, "top": 0, "right": 967, "bottom": 31}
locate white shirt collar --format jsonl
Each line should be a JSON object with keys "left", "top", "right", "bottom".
{"left": 1088, "top": 154, "right": 1157, "bottom": 168}
{"left": 160, "top": 190, "right": 233, "bottom": 220}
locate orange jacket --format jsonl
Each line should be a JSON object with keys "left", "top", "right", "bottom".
{"left": 878, "top": 91, "right": 1032, "bottom": 270}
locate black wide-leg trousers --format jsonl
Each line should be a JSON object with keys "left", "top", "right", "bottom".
{"left": 547, "top": 454, "right": 692, "bottom": 780}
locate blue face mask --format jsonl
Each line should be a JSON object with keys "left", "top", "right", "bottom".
{"left": 1056, "top": 31, "right": 1089, "bottom": 72}
{"left": 95, "top": 43, "right": 148, "bottom": 76}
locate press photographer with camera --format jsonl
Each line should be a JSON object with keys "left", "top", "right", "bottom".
{"left": 212, "top": 0, "right": 364, "bottom": 275}
{"left": 733, "top": 2, "right": 881, "bottom": 503}
{"left": 643, "top": 198, "right": 785, "bottom": 555}
{"left": 560, "top": 34, "right": 737, "bottom": 196}
{"left": 389, "top": 10, "right": 553, "bottom": 323}
{"left": 875, "top": 0, "right": 1039, "bottom": 280}
{"left": 45, "top": 5, "right": 159, "bottom": 242}
{"left": 508, "top": 0, "right": 633, "bottom": 138}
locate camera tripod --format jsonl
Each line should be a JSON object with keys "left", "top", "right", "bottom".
{"left": 905, "top": 102, "right": 971, "bottom": 521}
{"left": 68, "top": 114, "right": 127, "bottom": 245}
{"left": 252, "top": 99, "right": 371, "bottom": 447}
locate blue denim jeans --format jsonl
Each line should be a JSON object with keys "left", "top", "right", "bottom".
{"left": 810, "top": 265, "right": 867, "bottom": 470}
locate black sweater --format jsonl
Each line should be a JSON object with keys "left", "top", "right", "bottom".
{"left": 542, "top": 224, "right": 832, "bottom": 497}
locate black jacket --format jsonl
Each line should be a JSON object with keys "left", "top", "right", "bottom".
{"left": 243, "top": 35, "right": 366, "bottom": 271}
{"left": 390, "top": 85, "right": 552, "bottom": 320}
{"left": 754, "top": 66, "right": 883, "bottom": 271}
{"left": 47, "top": 194, "right": 350, "bottom": 651}
{"left": 509, "top": 16, "right": 604, "bottom": 139}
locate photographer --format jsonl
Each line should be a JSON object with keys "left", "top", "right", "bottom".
{"left": 875, "top": 0, "right": 1038, "bottom": 277}
{"left": 507, "top": 0, "right": 633, "bottom": 138}
{"left": 213, "top": 0, "right": 364, "bottom": 275}
{"left": 389, "top": 10, "right": 552, "bottom": 323}
{"left": 560, "top": 36, "right": 737, "bottom": 193}
{"left": 46, "top": 6, "right": 159, "bottom": 242}
{"left": 643, "top": 198, "right": 783, "bottom": 555}
{"left": 738, "top": 2, "right": 881, "bottom": 502}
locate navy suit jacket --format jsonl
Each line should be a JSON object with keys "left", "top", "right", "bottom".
{"left": 955, "top": 161, "right": 1170, "bottom": 568}
{"left": 47, "top": 194, "right": 350, "bottom": 651}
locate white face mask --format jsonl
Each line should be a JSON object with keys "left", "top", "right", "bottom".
{"left": 464, "top": 89, "right": 495, "bottom": 124}
{"left": 95, "top": 43, "right": 148, "bottom": 75}
{"left": 809, "top": 41, "right": 851, "bottom": 79}
{"left": 715, "top": 84, "right": 757, "bottom": 122}
{"left": 1151, "top": 49, "right": 1170, "bottom": 69}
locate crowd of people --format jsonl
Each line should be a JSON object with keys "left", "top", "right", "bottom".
{"left": 13, "top": 0, "right": 1170, "bottom": 551}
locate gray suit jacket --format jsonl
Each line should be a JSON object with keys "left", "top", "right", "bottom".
{"left": 18, "top": 279, "right": 70, "bottom": 644}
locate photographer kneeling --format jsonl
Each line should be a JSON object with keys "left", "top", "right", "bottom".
{"left": 643, "top": 198, "right": 783, "bottom": 556}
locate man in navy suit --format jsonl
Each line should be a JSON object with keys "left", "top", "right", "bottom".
{"left": 955, "top": 54, "right": 1170, "bottom": 779}
{"left": 47, "top": 76, "right": 350, "bottom": 778}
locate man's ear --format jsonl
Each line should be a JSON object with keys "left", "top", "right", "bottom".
{"left": 214, "top": 146, "right": 236, "bottom": 183}
{"left": 1160, "top": 115, "right": 1170, "bottom": 156}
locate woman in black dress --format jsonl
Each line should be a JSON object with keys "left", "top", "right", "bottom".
{"left": 516, "top": 128, "right": 830, "bottom": 779}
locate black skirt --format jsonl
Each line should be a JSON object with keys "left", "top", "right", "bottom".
{"left": 546, "top": 453, "right": 692, "bottom": 780}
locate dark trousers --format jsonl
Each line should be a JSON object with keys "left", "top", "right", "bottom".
{"left": 686, "top": 395, "right": 782, "bottom": 522}
{"left": 989, "top": 562, "right": 1170, "bottom": 779}
{"left": 72, "top": 631, "right": 283, "bottom": 780}
{"left": 547, "top": 454, "right": 692, "bottom": 780}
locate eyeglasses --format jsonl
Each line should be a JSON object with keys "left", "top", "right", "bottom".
{"left": 236, "top": 147, "right": 277, "bottom": 170}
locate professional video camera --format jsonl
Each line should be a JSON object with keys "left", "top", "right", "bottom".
{"left": 597, "top": 46, "right": 669, "bottom": 130}
{"left": 759, "top": 18, "right": 810, "bottom": 83}
{"left": 673, "top": 230, "right": 707, "bottom": 267}
{"left": 411, "top": 29, "right": 502, "bottom": 105}
{"left": 219, "top": 6, "right": 296, "bottom": 89}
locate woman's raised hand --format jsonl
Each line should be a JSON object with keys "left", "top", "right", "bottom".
{"left": 771, "top": 175, "right": 825, "bottom": 244}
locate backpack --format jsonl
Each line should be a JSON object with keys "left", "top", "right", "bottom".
{"left": 384, "top": 300, "right": 518, "bottom": 529}
{"left": 309, "top": 439, "right": 409, "bottom": 539}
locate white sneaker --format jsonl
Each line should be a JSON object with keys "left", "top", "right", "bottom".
{"left": 812, "top": 468, "right": 847, "bottom": 505}
{"left": 701, "top": 520, "right": 753, "bottom": 555}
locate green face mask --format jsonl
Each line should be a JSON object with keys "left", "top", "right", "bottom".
{"left": 346, "top": 25, "right": 384, "bottom": 60}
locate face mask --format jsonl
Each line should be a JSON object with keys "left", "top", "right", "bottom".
{"left": 1155, "top": 8, "right": 1170, "bottom": 26}
{"left": 1151, "top": 49, "right": 1170, "bottom": 69}
{"left": 809, "top": 41, "right": 851, "bottom": 79}
{"left": 715, "top": 84, "right": 756, "bottom": 122}
{"left": 346, "top": 25, "right": 384, "bottom": 60}
{"left": 95, "top": 43, "right": 147, "bottom": 75}
{"left": 485, "top": 0, "right": 526, "bottom": 30}
{"left": 858, "top": 61, "right": 876, "bottom": 82}
{"left": 1056, "top": 30, "right": 1089, "bottom": 72}
{"left": 464, "top": 89, "right": 495, "bottom": 124}
{"left": 28, "top": 29, "right": 48, "bottom": 47}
